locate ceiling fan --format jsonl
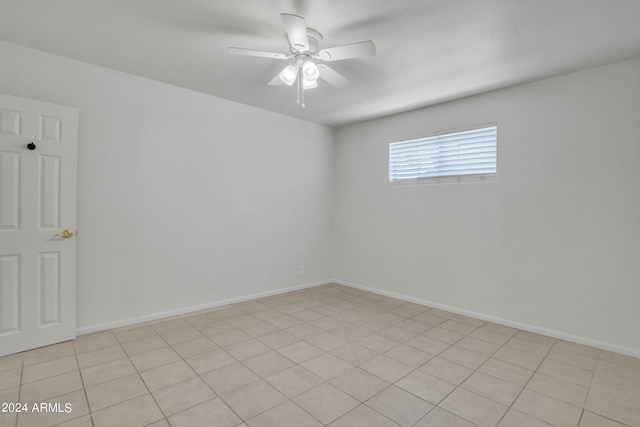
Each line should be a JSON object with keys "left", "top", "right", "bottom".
{"left": 228, "top": 13, "right": 376, "bottom": 107}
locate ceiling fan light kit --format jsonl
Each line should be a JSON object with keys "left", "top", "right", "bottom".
{"left": 302, "top": 60, "right": 319, "bottom": 82}
{"left": 279, "top": 64, "right": 298, "bottom": 86}
{"left": 303, "top": 79, "right": 318, "bottom": 90}
{"left": 229, "top": 13, "right": 376, "bottom": 108}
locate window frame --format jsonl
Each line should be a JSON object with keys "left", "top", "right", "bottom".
{"left": 388, "top": 123, "right": 498, "bottom": 186}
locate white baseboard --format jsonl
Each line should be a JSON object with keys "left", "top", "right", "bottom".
{"left": 332, "top": 279, "right": 640, "bottom": 358}
{"left": 77, "top": 277, "right": 639, "bottom": 358}
{"left": 76, "top": 279, "right": 333, "bottom": 336}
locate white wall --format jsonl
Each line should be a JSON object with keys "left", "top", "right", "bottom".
{"left": 333, "top": 58, "right": 640, "bottom": 355}
{"left": 0, "top": 41, "right": 334, "bottom": 332}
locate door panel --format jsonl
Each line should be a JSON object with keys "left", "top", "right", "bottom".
{"left": 39, "top": 251, "right": 61, "bottom": 326}
{"left": 0, "top": 93, "right": 78, "bottom": 357}
{"left": 0, "top": 109, "right": 21, "bottom": 136}
{"left": 0, "top": 254, "right": 20, "bottom": 333}
{"left": 0, "top": 150, "right": 20, "bottom": 229}
{"left": 39, "top": 154, "right": 61, "bottom": 229}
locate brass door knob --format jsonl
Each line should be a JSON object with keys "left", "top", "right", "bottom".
{"left": 54, "top": 229, "right": 74, "bottom": 239}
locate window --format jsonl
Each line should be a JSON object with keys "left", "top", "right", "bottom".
{"left": 389, "top": 124, "right": 497, "bottom": 184}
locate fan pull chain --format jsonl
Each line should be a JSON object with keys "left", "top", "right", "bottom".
{"left": 297, "top": 68, "right": 305, "bottom": 108}
{"left": 296, "top": 68, "right": 302, "bottom": 105}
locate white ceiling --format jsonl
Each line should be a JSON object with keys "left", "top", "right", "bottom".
{"left": 1, "top": 0, "right": 639, "bottom": 127}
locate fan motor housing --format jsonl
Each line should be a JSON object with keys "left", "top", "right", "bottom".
{"left": 288, "top": 28, "right": 323, "bottom": 54}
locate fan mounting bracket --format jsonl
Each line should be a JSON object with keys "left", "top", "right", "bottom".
{"left": 288, "top": 28, "right": 323, "bottom": 55}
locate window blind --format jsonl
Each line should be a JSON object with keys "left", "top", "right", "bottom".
{"left": 389, "top": 124, "right": 497, "bottom": 182}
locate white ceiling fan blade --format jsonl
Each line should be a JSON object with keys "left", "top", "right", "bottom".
{"left": 318, "top": 64, "right": 349, "bottom": 88}
{"left": 281, "top": 13, "right": 309, "bottom": 52}
{"left": 228, "top": 47, "right": 289, "bottom": 59}
{"left": 318, "top": 41, "right": 376, "bottom": 61}
{"left": 268, "top": 72, "right": 284, "bottom": 86}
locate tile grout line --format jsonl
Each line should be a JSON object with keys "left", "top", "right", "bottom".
{"left": 409, "top": 321, "right": 509, "bottom": 427}
{"left": 414, "top": 330, "right": 500, "bottom": 425}
{"left": 130, "top": 321, "right": 206, "bottom": 427}
{"left": 305, "top": 288, "right": 423, "bottom": 426}
{"left": 577, "top": 351, "right": 600, "bottom": 427}
{"left": 577, "top": 351, "right": 636, "bottom": 427}
{"left": 320, "top": 289, "right": 481, "bottom": 425}
{"left": 202, "top": 288, "right": 632, "bottom": 424}
{"left": 371, "top": 295, "right": 485, "bottom": 426}
{"left": 402, "top": 317, "right": 568, "bottom": 426}
{"left": 71, "top": 343, "right": 96, "bottom": 427}
{"left": 493, "top": 340, "right": 554, "bottom": 426}
{"left": 76, "top": 326, "right": 168, "bottom": 425}
{"left": 102, "top": 300, "right": 423, "bottom": 425}
{"left": 224, "top": 302, "right": 345, "bottom": 426}
{"left": 226, "top": 306, "right": 333, "bottom": 425}
{"left": 465, "top": 326, "right": 606, "bottom": 425}
{"left": 231, "top": 290, "right": 409, "bottom": 425}
{"left": 150, "top": 312, "right": 268, "bottom": 425}
{"left": 14, "top": 357, "right": 23, "bottom": 427}
{"left": 296, "top": 294, "right": 460, "bottom": 426}
{"left": 400, "top": 321, "right": 486, "bottom": 427}
{"left": 157, "top": 310, "right": 283, "bottom": 426}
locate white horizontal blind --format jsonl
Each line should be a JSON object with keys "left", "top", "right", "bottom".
{"left": 389, "top": 124, "right": 497, "bottom": 183}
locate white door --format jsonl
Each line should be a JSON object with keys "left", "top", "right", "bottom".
{"left": 0, "top": 93, "right": 78, "bottom": 357}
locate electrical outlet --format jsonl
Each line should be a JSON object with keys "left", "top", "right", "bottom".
{"left": 298, "top": 265, "right": 305, "bottom": 275}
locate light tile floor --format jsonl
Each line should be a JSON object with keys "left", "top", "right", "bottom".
{"left": 1, "top": 284, "right": 639, "bottom": 427}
